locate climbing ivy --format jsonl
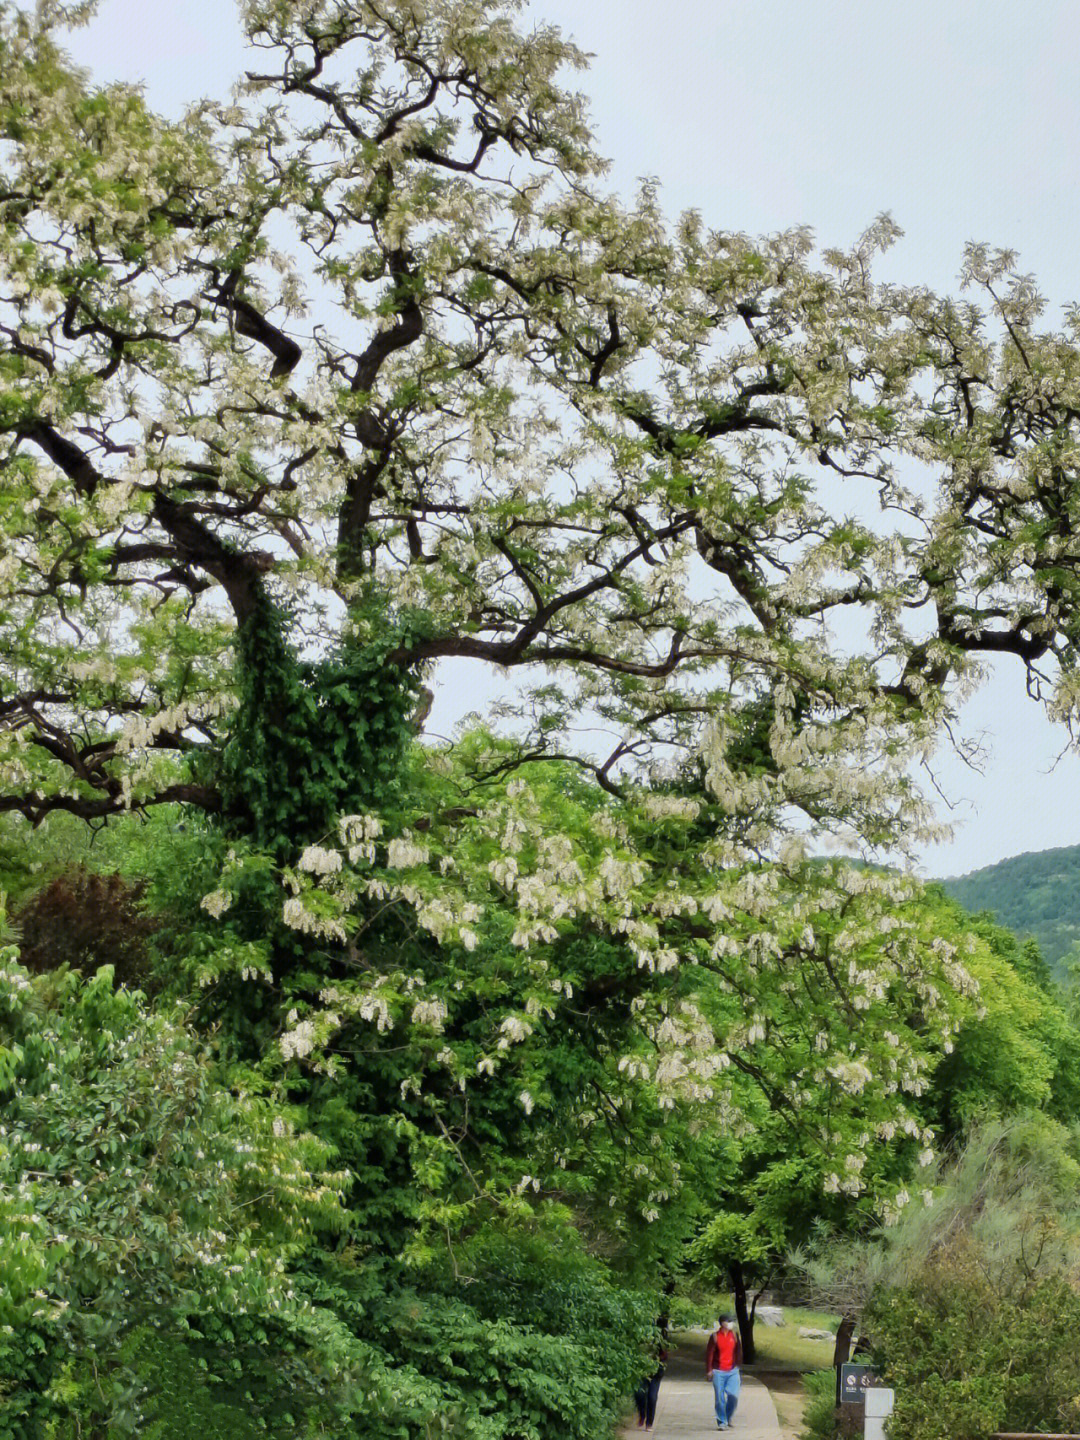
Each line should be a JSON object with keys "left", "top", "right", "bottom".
{"left": 216, "top": 594, "right": 422, "bottom": 855}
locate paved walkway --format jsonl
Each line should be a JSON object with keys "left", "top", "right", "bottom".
{"left": 625, "top": 1345, "right": 783, "bottom": 1439}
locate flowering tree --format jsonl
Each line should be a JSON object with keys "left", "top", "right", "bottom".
{"left": 5, "top": 0, "right": 1080, "bottom": 839}
{"left": 5, "top": 1, "right": 1080, "bottom": 1433}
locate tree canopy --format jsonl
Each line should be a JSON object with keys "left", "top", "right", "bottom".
{"left": 5, "top": 0, "right": 1080, "bottom": 842}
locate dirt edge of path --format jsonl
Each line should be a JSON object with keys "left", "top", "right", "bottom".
{"left": 754, "top": 1370, "right": 808, "bottom": 1440}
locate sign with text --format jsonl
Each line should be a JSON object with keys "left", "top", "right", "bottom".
{"left": 839, "top": 1364, "right": 882, "bottom": 1404}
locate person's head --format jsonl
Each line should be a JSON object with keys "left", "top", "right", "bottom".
{"left": 719, "top": 1314, "right": 736, "bottom": 1332}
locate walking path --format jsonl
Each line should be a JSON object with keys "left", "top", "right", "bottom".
{"left": 624, "top": 1343, "right": 784, "bottom": 1440}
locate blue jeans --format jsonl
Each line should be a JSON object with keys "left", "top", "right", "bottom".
{"left": 711, "top": 1367, "right": 740, "bottom": 1426}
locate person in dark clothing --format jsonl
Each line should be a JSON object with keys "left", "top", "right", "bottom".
{"left": 635, "top": 1316, "right": 670, "bottom": 1431}
{"left": 705, "top": 1313, "right": 742, "bottom": 1430}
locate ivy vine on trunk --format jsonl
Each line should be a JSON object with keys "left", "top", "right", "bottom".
{"left": 216, "top": 590, "right": 422, "bottom": 855}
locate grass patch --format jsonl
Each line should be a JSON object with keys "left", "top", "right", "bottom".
{"left": 750, "top": 1307, "right": 838, "bottom": 1373}
{"left": 682, "top": 1298, "right": 839, "bottom": 1373}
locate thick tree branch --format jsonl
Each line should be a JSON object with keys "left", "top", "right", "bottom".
{"left": 150, "top": 495, "right": 272, "bottom": 624}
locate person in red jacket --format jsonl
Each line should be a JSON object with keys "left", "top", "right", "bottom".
{"left": 705, "top": 1313, "right": 742, "bottom": 1430}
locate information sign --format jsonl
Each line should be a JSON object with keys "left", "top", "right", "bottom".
{"left": 839, "top": 1364, "right": 881, "bottom": 1404}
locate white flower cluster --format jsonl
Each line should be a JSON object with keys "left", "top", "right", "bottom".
{"left": 411, "top": 998, "right": 448, "bottom": 1032}
{"left": 280, "top": 1019, "right": 318, "bottom": 1061}
{"left": 640, "top": 794, "right": 700, "bottom": 822}
{"left": 339, "top": 813, "right": 383, "bottom": 864}
{"left": 199, "top": 889, "right": 233, "bottom": 919}
{"left": 826, "top": 1059, "right": 874, "bottom": 1096}
{"left": 298, "top": 845, "right": 342, "bottom": 875}
{"left": 282, "top": 896, "right": 346, "bottom": 943}
{"left": 386, "top": 835, "right": 430, "bottom": 869}
{"left": 498, "top": 1015, "right": 533, "bottom": 1049}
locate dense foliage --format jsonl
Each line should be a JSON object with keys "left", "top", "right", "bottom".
{"left": 942, "top": 843, "right": 1080, "bottom": 975}
{"left": 872, "top": 1275, "right": 1080, "bottom": 1440}
{"left": 0, "top": 948, "right": 352, "bottom": 1438}
{"left": 799, "top": 1117, "right": 1080, "bottom": 1440}
{"left": 1, "top": 761, "right": 1017, "bottom": 1436}
{"left": 868, "top": 1120, "right": 1080, "bottom": 1440}
{"left": 691, "top": 888, "right": 1080, "bottom": 1356}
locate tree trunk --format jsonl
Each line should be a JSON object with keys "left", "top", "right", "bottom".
{"left": 832, "top": 1315, "right": 857, "bottom": 1406}
{"left": 832, "top": 1315, "right": 856, "bottom": 1370}
{"left": 729, "top": 1260, "right": 757, "bottom": 1363}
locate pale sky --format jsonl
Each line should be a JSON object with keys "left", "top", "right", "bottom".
{"left": 59, "top": 0, "right": 1080, "bottom": 877}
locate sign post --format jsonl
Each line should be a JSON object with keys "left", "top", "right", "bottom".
{"left": 864, "top": 1386, "right": 894, "bottom": 1440}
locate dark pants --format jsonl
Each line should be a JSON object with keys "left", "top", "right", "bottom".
{"left": 635, "top": 1369, "right": 664, "bottom": 1426}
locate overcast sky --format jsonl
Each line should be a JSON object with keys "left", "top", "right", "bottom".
{"left": 60, "top": 0, "right": 1080, "bottom": 877}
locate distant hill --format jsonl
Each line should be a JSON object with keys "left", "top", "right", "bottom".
{"left": 940, "top": 845, "right": 1080, "bottom": 976}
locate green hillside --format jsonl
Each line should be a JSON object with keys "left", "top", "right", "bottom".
{"left": 940, "top": 845, "right": 1080, "bottom": 975}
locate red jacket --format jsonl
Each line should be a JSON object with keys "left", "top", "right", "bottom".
{"left": 705, "top": 1328, "right": 743, "bottom": 1372}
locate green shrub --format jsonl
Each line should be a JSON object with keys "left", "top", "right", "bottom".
{"left": 867, "top": 1268, "right": 1080, "bottom": 1440}
{"left": 799, "top": 1369, "right": 863, "bottom": 1440}
{"left": 0, "top": 952, "right": 347, "bottom": 1439}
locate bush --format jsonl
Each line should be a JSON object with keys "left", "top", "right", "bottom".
{"left": 12, "top": 868, "right": 157, "bottom": 989}
{"left": 291, "top": 1215, "right": 659, "bottom": 1440}
{"left": 799, "top": 1369, "right": 862, "bottom": 1440}
{"left": 0, "top": 951, "right": 347, "bottom": 1438}
{"left": 796, "top": 1118, "right": 1080, "bottom": 1440}
{"left": 867, "top": 1268, "right": 1080, "bottom": 1440}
